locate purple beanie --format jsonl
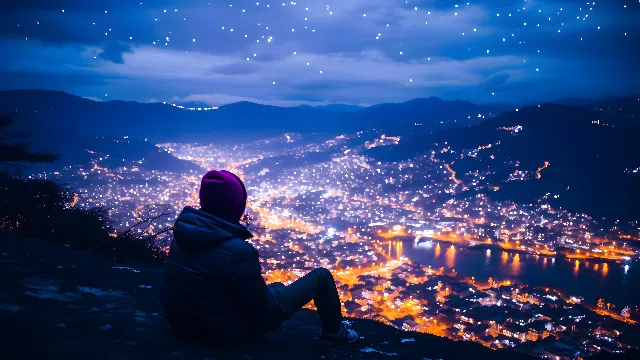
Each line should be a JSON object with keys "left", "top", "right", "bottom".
{"left": 199, "top": 170, "right": 247, "bottom": 223}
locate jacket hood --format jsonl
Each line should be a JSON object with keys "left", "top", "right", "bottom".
{"left": 173, "top": 206, "right": 253, "bottom": 252}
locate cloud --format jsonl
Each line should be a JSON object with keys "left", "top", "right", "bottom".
{"left": 78, "top": 44, "right": 531, "bottom": 105}
{"left": 484, "top": 72, "right": 511, "bottom": 87}
{"left": 211, "top": 61, "right": 261, "bottom": 75}
{"left": 7, "top": 37, "right": 634, "bottom": 106}
{"left": 170, "top": 93, "right": 333, "bottom": 107}
{"left": 0, "top": 0, "right": 638, "bottom": 105}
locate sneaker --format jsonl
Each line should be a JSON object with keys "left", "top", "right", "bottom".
{"left": 319, "top": 322, "right": 359, "bottom": 343}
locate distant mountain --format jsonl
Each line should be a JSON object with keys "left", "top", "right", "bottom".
{"left": 370, "top": 104, "right": 640, "bottom": 221}
{"left": 0, "top": 90, "right": 499, "bottom": 142}
{"left": 26, "top": 131, "right": 201, "bottom": 174}
{"left": 296, "top": 103, "right": 364, "bottom": 112}
{"left": 551, "top": 97, "right": 605, "bottom": 107}
{"left": 367, "top": 96, "right": 492, "bottom": 121}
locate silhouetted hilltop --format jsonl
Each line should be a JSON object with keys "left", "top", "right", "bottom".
{"left": 0, "top": 232, "right": 532, "bottom": 360}
{"left": 367, "top": 97, "right": 497, "bottom": 123}
{"left": 370, "top": 104, "right": 640, "bottom": 221}
{"left": 581, "top": 96, "right": 640, "bottom": 127}
{"left": 0, "top": 89, "right": 498, "bottom": 142}
{"left": 550, "top": 96, "right": 639, "bottom": 127}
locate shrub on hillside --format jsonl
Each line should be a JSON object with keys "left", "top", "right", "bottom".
{"left": 1, "top": 115, "right": 166, "bottom": 266}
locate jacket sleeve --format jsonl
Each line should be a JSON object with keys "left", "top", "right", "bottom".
{"left": 224, "top": 247, "right": 278, "bottom": 324}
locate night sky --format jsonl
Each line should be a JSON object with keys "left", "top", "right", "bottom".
{"left": 1, "top": 0, "right": 638, "bottom": 107}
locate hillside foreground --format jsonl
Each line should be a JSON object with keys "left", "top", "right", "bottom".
{"left": 0, "top": 232, "right": 535, "bottom": 360}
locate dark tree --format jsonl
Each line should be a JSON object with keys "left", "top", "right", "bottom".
{"left": 0, "top": 115, "right": 66, "bottom": 232}
{"left": 0, "top": 116, "right": 59, "bottom": 176}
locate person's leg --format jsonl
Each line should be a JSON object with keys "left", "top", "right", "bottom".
{"left": 270, "top": 267, "right": 342, "bottom": 333}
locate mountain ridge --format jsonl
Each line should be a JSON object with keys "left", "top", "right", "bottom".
{"left": 0, "top": 89, "right": 500, "bottom": 142}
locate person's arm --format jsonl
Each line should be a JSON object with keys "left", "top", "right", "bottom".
{"left": 225, "top": 247, "right": 278, "bottom": 323}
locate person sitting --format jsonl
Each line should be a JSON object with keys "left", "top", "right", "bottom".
{"left": 162, "top": 170, "right": 358, "bottom": 344}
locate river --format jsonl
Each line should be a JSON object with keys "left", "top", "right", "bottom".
{"left": 385, "top": 238, "right": 640, "bottom": 308}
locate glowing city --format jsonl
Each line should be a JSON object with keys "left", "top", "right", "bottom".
{"left": 29, "top": 128, "right": 639, "bottom": 356}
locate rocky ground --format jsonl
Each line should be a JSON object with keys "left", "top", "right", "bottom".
{"left": 1, "top": 232, "right": 535, "bottom": 360}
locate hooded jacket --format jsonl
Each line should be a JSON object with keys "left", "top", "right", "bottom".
{"left": 162, "top": 206, "right": 279, "bottom": 341}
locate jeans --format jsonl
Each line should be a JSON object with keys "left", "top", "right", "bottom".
{"left": 268, "top": 268, "right": 343, "bottom": 333}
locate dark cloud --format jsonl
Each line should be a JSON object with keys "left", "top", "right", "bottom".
{"left": 0, "top": 70, "right": 109, "bottom": 91}
{"left": 0, "top": 7, "right": 159, "bottom": 46}
{"left": 0, "top": 0, "right": 180, "bottom": 12}
{"left": 98, "top": 41, "right": 133, "bottom": 64}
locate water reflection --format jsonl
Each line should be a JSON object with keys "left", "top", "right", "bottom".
{"left": 385, "top": 241, "right": 405, "bottom": 259}
{"left": 410, "top": 239, "right": 612, "bottom": 281}
{"left": 445, "top": 245, "right": 456, "bottom": 268}
{"left": 404, "top": 238, "right": 636, "bottom": 306}
{"left": 511, "top": 253, "right": 521, "bottom": 275}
